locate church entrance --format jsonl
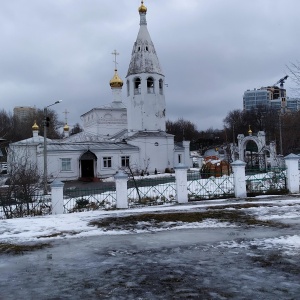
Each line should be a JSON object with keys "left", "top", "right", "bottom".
{"left": 80, "top": 150, "right": 97, "bottom": 180}
{"left": 81, "top": 160, "right": 94, "bottom": 178}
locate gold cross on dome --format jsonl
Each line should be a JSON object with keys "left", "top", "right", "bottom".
{"left": 63, "top": 109, "right": 69, "bottom": 124}
{"left": 111, "top": 50, "right": 120, "bottom": 70}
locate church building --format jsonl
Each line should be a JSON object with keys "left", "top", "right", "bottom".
{"left": 8, "top": 1, "right": 192, "bottom": 182}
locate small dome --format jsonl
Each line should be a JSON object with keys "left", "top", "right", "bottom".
{"left": 32, "top": 121, "right": 39, "bottom": 131}
{"left": 248, "top": 125, "right": 252, "bottom": 136}
{"left": 63, "top": 123, "right": 69, "bottom": 131}
{"left": 109, "top": 69, "right": 123, "bottom": 88}
{"left": 138, "top": 1, "right": 147, "bottom": 13}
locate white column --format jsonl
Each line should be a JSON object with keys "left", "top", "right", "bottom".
{"left": 175, "top": 163, "right": 188, "bottom": 203}
{"left": 197, "top": 156, "right": 204, "bottom": 169}
{"left": 182, "top": 141, "right": 191, "bottom": 167}
{"left": 285, "top": 154, "right": 299, "bottom": 194}
{"left": 231, "top": 160, "right": 247, "bottom": 198}
{"left": 50, "top": 180, "right": 64, "bottom": 214}
{"left": 114, "top": 170, "right": 128, "bottom": 209}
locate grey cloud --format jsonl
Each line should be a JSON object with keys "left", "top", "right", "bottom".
{"left": 0, "top": 0, "right": 299, "bottom": 131}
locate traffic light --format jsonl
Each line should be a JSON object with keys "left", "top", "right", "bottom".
{"left": 45, "top": 117, "right": 50, "bottom": 127}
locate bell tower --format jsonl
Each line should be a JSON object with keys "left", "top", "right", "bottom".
{"left": 125, "top": 1, "right": 166, "bottom": 136}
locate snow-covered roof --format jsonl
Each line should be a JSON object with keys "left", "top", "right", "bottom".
{"left": 62, "top": 131, "right": 108, "bottom": 143}
{"left": 127, "top": 131, "right": 173, "bottom": 140}
{"left": 45, "top": 142, "right": 139, "bottom": 152}
{"left": 81, "top": 103, "right": 126, "bottom": 118}
{"left": 10, "top": 135, "right": 52, "bottom": 146}
{"left": 126, "top": 9, "right": 163, "bottom": 77}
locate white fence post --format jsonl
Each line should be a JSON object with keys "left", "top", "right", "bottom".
{"left": 231, "top": 160, "right": 247, "bottom": 198}
{"left": 285, "top": 153, "right": 299, "bottom": 194}
{"left": 175, "top": 163, "right": 188, "bottom": 203}
{"left": 50, "top": 180, "right": 64, "bottom": 214}
{"left": 114, "top": 170, "right": 128, "bottom": 209}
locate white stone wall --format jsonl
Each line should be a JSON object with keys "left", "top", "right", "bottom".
{"left": 128, "top": 135, "right": 174, "bottom": 173}
{"left": 126, "top": 73, "right": 166, "bottom": 135}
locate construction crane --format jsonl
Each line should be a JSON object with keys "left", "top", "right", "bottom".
{"left": 272, "top": 75, "right": 288, "bottom": 98}
{"left": 274, "top": 75, "right": 289, "bottom": 89}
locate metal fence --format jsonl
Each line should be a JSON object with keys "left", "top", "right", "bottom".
{"left": 0, "top": 190, "right": 51, "bottom": 219}
{"left": 127, "top": 175, "right": 177, "bottom": 207}
{"left": 0, "top": 167, "right": 289, "bottom": 219}
{"left": 63, "top": 186, "right": 117, "bottom": 213}
{"left": 187, "top": 171, "right": 235, "bottom": 200}
{"left": 245, "top": 168, "right": 287, "bottom": 196}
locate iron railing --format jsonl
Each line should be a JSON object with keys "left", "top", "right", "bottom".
{"left": 187, "top": 171, "right": 234, "bottom": 200}
{"left": 0, "top": 190, "right": 51, "bottom": 219}
{"left": 63, "top": 186, "right": 117, "bottom": 213}
{"left": 127, "top": 176, "right": 177, "bottom": 207}
{"left": 246, "top": 168, "right": 287, "bottom": 196}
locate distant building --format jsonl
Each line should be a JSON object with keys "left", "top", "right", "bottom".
{"left": 243, "top": 86, "right": 300, "bottom": 113}
{"left": 13, "top": 106, "right": 36, "bottom": 121}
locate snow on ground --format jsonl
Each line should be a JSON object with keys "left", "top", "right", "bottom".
{"left": 0, "top": 196, "right": 300, "bottom": 255}
{"left": 239, "top": 200, "right": 300, "bottom": 220}
{"left": 219, "top": 235, "right": 300, "bottom": 256}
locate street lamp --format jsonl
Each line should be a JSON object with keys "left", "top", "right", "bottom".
{"left": 279, "top": 97, "right": 287, "bottom": 156}
{"left": 43, "top": 100, "right": 62, "bottom": 194}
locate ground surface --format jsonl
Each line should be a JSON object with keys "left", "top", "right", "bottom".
{"left": 0, "top": 198, "right": 300, "bottom": 299}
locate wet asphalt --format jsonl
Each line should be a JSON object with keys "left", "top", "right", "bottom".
{"left": 0, "top": 221, "right": 300, "bottom": 299}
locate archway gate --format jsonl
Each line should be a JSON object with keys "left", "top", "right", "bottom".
{"left": 237, "top": 131, "right": 278, "bottom": 172}
{"left": 79, "top": 150, "right": 97, "bottom": 179}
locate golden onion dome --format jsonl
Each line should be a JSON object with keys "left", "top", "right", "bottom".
{"left": 32, "top": 121, "right": 39, "bottom": 131}
{"left": 248, "top": 125, "right": 252, "bottom": 135}
{"left": 109, "top": 69, "right": 123, "bottom": 88}
{"left": 63, "top": 123, "right": 70, "bottom": 131}
{"left": 138, "top": 1, "right": 147, "bottom": 13}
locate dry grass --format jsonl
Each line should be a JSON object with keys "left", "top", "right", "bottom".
{"left": 89, "top": 204, "right": 286, "bottom": 231}
{"left": 0, "top": 242, "right": 51, "bottom": 255}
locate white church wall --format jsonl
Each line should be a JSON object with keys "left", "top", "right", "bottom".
{"left": 126, "top": 73, "right": 166, "bottom": 135}
{"left": 35, "top": 147, "right": 141, "bottom": 181}
{"left": 128, "top": 136, "right": 174, "bottom": 173}
{"left": 42, "top": 151, "right": 79, "bottom": 181}
{"left": 95, "top": 150, "right": 140, "bottom": 178}
{"left": 83, "top": 108, "right": 127, "bottom": 137}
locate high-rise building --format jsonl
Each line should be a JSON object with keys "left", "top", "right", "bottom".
{"left": 13, "top": 106, "right": 36, "bottom": 121}
{"left": 243, "top": 86, "right": 300, "bottom": 112}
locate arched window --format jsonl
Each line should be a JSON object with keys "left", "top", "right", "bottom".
{"left": 104, "top": 113, "right": 112, "bottom": 120}
{"left": 147, "top": 77, "right": 154, "bottom": 94}
{"left": 127, "top": 80, "right": 130, "bottom": 96}
{"left": 159, "top": 79, "right": 163, "bottom": 95}
{"left": 134, "top": 78, "right": 141, "bottom": 95}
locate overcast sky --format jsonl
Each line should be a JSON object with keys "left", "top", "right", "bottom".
{"left": 0, "top": 0, "right": 299, "bottom": 131}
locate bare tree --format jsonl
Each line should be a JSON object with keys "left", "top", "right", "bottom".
{"left": 0, "top": 108, "right": 64, "bottom": 145}
{"left": 287, "top": 61, "right": 300, "bottom": 93}
{"left": 166, "top": 118, "right": 199, "bottom": 142}
{"left": 70, "top": 123, "right": 83, "bottom": 136}
{"left": 120, "top": 158, "right": 151, "bottom": 203}
{"left": 1, "top": 150, "right": 46, "bottom": 219}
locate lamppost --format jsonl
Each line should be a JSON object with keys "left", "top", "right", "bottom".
{"left": 279, "top": 97, "right": 286, "bottom": 156}
{"left": 43, "top": 100, "right": 62, "bottom": 194}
